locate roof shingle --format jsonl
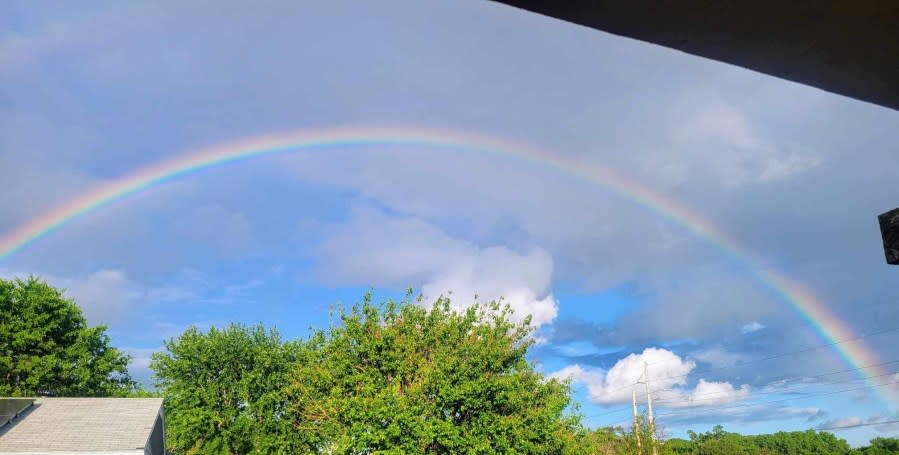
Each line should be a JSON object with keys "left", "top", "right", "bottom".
{"left": 0, "top": 398, "right": 163, "bottom": 453}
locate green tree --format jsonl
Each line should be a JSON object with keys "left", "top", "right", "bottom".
{"left": 0, "top": 276, "right": 136, "bottom": 397}
{"left": 150, "top": 324, "right": 306, "bottom": 454}
{"left": 285, "top": 294, "right": 577, "bottom": 454}
{"left": 852, "top": 436, "right": 899, "bottom": 454}
{"left": 684, "top": 425, "right": 851, "bottom": 455}
{"left": 567, "top": 425, "right": 643, "bottom": 455}
{"left": 661, "top": 438, "right": 695, "bottom": 455}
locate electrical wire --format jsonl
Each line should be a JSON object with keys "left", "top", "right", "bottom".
{"left": 601, "top": 325, "right": 899, "bottom": 397}
{"left": 581, "top": 362, "right": 899, "bottom": 420}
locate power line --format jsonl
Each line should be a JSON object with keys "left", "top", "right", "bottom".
{"left": 581, "top": 360, "right": 899, "bottom": 421}
{"left": 651, "top": 325, "right": 899, "bottom": 377}
{"left": 816, "top": 419, "right": 899, "bottom": 432}
{"left": 602, "top": 325, "right": 899, "bottom": 397}
{"left": 653, "top": 369, "right": 897, "bottom": 406}
{"left": 653, "top": 360, "right": 899, "bottom": 404}
{"left": 598, "top": 417, "right": 899, "bottom": 437}
{"left": 653, "top": 378, "right": 899, "bottom": 422}
{"left": 604, "top": 377, "right": 899, "bottom": 428}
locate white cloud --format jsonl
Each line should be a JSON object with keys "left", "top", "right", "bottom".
{"left": 691, "top": 347, "right": 748, "bottom": 367}
{"left": 819, "top": 416, "right": 863, "bottom": 429}
{"left": 121, "top": 346, "right": 162, "bottom": 386}
{"left": 531, "top": 335, "right": 549, "bottom": 346}
{"left": 314, "top": 205, "right": 558, "bottom": 326}
{"left": 637, "top": 97, "right": 819, "bottom": 187}
{"left": 549, "top": 347, "right": 750, "bottom": 407}
{"left": 555, "top": 341, "right": 602, "bottom": 357}
{"left": 123, "top": 347, "right": 158, "bottom": 373}
{"left": 817, "top": 413, "right": 899, "bottom": 433}
{"left": 1, "top": 268, "right": 136, "bottom": 326}
{"left": 741, "top": 321, "right": 765, "bottom": 334}
{"left": 680, "top": 379, "right": 751, "bottom": 407}
{"left": 63, "top": 269, "right": 135, "bottom": 325}
{"left": 1, "top": 267, "right": 271, "bottom": 330}
{"left": 420, "top": 247, "right": 558, "bottom": 327}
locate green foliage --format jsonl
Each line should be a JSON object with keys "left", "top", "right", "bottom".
{"left": 6, "top": 276, "right": 895, "bottom": 454}
{"left": 146, "top": 290, "right": 899, "bottom": 454}
{"left": 0, "top": 276, "right": 136, "bottom": 397}
{"left": 151, "top": 324, "right": 306, "bottom": 454}
{"left": 677, "top": 425, "right": 854, "bottom": 455}
{"left": 560, "top": 421, "right": 888, "bottom": 455}
{"left": 286, "top": 294, "right": 576, "bottom": 454}
{"left": 851, "top": 437, "right": 899, "bottom": 454}
{"left": 662, "top": 438, "right": 696, "bottom": 455}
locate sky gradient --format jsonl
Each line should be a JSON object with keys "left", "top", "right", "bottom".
{"left": 2, "top": 0, "right": 898, "bottom": 446}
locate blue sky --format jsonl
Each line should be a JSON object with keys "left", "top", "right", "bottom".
{"left": 2, "top": 0, "right": 899, "bottom": 446}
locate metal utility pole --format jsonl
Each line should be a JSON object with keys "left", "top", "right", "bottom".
{"left": 644, "top": 362, "right": 658, "bottom": 455}
{"left": 632, "top": 388, "right": 642, "bottom": 454}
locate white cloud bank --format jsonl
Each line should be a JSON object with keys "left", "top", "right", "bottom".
{"left": 549, "top": 347, "right": 750, "bottom": 408}
{"left": 315, "top": 205, "right": 558, "bottom": 327}
{"left": 637, "top": 97, "right": 820, "bottom": 187}
{"left": 1, "top": 268, "right": 135, "bottom": 326}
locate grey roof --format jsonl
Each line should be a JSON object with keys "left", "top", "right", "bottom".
{"left": 0, "top": 398, "right": 163, "bottom": 454}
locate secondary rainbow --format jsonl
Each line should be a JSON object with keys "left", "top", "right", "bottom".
{"left": 1, "top": 125, "right": 894, "bottom": 408}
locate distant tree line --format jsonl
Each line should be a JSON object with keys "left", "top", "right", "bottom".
{"left": 2, "top": 276, "right": 897, "bottom": 454}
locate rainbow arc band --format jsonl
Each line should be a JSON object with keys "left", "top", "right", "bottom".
{"left": 0, "top": 125, "right": 893, "bottom": 408}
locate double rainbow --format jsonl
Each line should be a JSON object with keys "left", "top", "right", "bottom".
{"left": 0, "top": 125, "right": 893, "bottom": 408}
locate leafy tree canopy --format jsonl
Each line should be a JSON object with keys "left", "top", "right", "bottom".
{"left": 676, "top": 425, "right": 860, "bottom": 455}
{"left": 287, "top": 294, "right": 575, "bottom": 454}
{"left": 0, "top": 276, "right": 136, "bottom": 397}
{"left": 146, "top": 290, "right": 899, "bottom": 455}
{"left": 151, "top": 324, "right": 305, "bottom": 453}
{"left": 850, "top": 437, "right": 899, "bottom": 455}
{"left": 6, "top": 277, "right": 895, "bottom": 454}
{"left": 152, "top": 293, "right": 579, "bottom": 454}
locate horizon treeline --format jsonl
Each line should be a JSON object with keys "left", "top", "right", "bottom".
{"left": 2, "top": 276, "right": 897, "bottom": 454}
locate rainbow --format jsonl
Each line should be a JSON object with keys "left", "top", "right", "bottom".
{"left": 0, "top": 125, "right": 894, "bottom": 408}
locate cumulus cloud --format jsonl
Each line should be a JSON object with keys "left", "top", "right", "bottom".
{"left": 690, "top": 347, "right": 748, "bottom": 368}
{"left": 819, "top": 416, "right": 864, "bottom": 429}
{"left": 637, "top": 97, "right": 819, "bottom": 187}
{"left": 420, "top": 247, "right": 558, "bottom": 327}
{"left": 314, "top": 205, "right": 558, "bottom": 326}
{"left": 63, "top": 269, "right": 135, "bottom": 325}
{"left": 121, "top": 346, "right": 160, "bottom": 385}
{"left": 1, "top": 266, "right": 272, "bottom": 331}
{"left": 679, "top": 379, "right": 752, "bottom": 408}
{"left": 1, "top": 268, "right": 137, "bottom": 326}
{"left": 741, "top": 321, "right": 765, "bottom": 334}
{"left": 549, "top": 347, "right": 750, "bottom": 407}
